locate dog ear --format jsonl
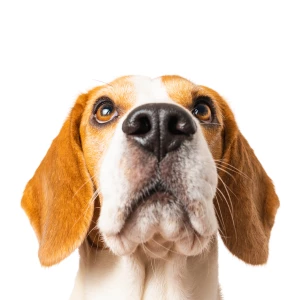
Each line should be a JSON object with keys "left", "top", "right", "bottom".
{"left": 215, "top": 101, "right": 280, "bottom": 265}
{"left": 21, "top": 94, "right": 94, "bottom": 267}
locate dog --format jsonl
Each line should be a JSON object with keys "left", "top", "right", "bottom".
{"left": 22, "top": 75, "right": 279, "bottom": 299}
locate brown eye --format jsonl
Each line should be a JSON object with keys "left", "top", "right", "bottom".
{"left": 192, "top": 103, "right": 212, "bottom": 123}
{"left": 95, "top": 100, "right": 118, "bottom": 124}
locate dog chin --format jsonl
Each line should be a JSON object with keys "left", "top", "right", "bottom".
{"left": 101, "top": 192, "right": 217, "bottom": 258}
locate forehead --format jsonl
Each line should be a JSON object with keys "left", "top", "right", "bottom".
{"left": 88, "top": 75, "right": 203, "bottom": 107}
{"left": 131, "top": 75, "right": 197, "bottom": 106}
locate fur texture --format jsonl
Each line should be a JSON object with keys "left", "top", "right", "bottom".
{"left": 21, "top": 75, "right": 279, "bottom": 299}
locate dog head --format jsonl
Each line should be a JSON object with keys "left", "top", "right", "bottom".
{"left": 21, "top": 75, "right": 279, "bottom": 266}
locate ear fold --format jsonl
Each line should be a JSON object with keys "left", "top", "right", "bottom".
{"left": 215, "top": 104, "right": 280, "bottom": 265}
{"left": 21, "top": 94, "right": 94, "bottom": 267}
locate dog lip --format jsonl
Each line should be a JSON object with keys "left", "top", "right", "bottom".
{"left": 127, "top": 181, "right": 174, "bottom": 216}
{"left": 145, "top": 181, "right": 168, "bottom": 195}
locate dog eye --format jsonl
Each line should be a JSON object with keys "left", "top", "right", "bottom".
{"left": 192, "top": 103, "right": 212, "bottom": 123}
{"left": 94, "top": 99, "right": 118, "bottom": 124}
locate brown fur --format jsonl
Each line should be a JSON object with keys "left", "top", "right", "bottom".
{"left": 21, "top": 76, "right": 279, "bottom": 267}
{"left": 214, "top": 103, "right": 279, "bottom": 264}
{"left": 21, "top": 94, "right": 94, "bottom": 266}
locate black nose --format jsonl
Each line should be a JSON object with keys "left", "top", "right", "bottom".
{"left": 122, "top": 103, "right": 197, "bottom": 160}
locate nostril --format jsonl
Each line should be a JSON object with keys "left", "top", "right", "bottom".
{"left": 168, "top": 116, "right": 186, "bottom": 135}
{"left": 123, "top": 116, "right": 152, "bottom": 135}
{"left": 133, "top": 117, "right": 151, "bottom": 135}
{"left": 168, "top": 116, "right": 197, "bottom": 136}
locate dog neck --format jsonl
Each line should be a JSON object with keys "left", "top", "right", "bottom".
{"left": 70, "top": 235, "right": 221, "bottom": 300}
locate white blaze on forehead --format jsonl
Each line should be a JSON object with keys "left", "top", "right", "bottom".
{"left": 130, "top": 76, "right": 174, "bottom": 106}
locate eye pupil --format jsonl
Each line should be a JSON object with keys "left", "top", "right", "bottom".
{"left": 194, "top": 105, "right": 207, "bottom": 115}
{"left": 94, "top": 98, "right": 118, "bottom": 124}
{"left": 192, "top": 103, "right": 212, "bottom": 123}
{"left": 101, "top": 105, "right": 113, "bottom": 116}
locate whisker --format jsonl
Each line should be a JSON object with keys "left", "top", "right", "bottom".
{"left": 217, "top": 175, "right": 234, "bottom": 213}
{"left": 92, "top": 79, "right": 115, "bottom": 89}
{"left": 182, "top": 223, "right": 190, "bottom": 246}
{"left": 217, "top": 173, "right": 240, "bottom": 204}
{"left": 151, "top": 238, "right": 180, "bottom": 256}
{"left": 72, "top": 173, "right": 98, "bottom": 200}
{"left": 92, "top": 79, "right": 118, "bottom": 98}
{"left": 194, "top": 231, "right": 203, "bottom": 250}
{"left": 206, "top": 182, "right": 227, "bottom": 233}
{"left": 214, "top": 160, "right": 252, "bottom": 181}
{"left": 142, "top": 243, "right": 169, "bottom": 262}
{"left": 216, "top": 166, "right": 236, "bottom": 182}
{"left": 71, "top": 187, "right": 101, "bottom": 230}
{"left": 87, "top": 223, "right": 99, "bottom": 238}
{"left": 214, "top": 194, "right": 226, "bottom": 233}
{"left": 216, "top": 183, "right": 237, "bottom": 240}
{"left": 92, "top": 232, "right": 99, "bottom": 260}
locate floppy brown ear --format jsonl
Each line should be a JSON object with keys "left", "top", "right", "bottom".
{"left": 21, "top": 94, "right": 94, "bottom": 267}
{"left": 215, "top": 102, "right": 280, "bottom": 265}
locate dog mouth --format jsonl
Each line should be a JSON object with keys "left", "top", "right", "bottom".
{"left": 127, "top": 180, "right": 176, "bottom": 218}
{"left": 100, "top": 176, "right": 218, "bottom": 257}
{"left": 105, "top": 178, "right": 214, "bottom": 257}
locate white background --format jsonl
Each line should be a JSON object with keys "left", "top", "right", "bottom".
{"left": 1, "top": 1, "right": 299, "bottom": 299}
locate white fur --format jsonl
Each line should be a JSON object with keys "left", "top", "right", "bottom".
{"left": 70, "top": 238, "right": 220, "bottom": 300}
{"left": 132, "top": 76, "right": 174, "bottom": 105}
{"left": 71, "top": 76, "right": 220, "bottom": 299}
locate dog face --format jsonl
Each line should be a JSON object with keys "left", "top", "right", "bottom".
{"left": 21, "top": 75, "right": 279, "bottom": 266}
{"left": 81, "top": 76, "right": 220, "bottom": 257}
